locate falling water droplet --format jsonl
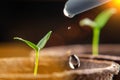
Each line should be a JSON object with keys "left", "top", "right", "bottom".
{"left": 63, "top": 0, "right": 111, "bottom": 18}
{"left": 69, "top": 54, "right": 80, "bottom": 69}
{"left": 68, "top": 26, "right": 71, "bottom": 30}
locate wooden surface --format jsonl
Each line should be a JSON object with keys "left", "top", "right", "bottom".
{"left": 0, "top": 43, "right": 32, "bottom": 57}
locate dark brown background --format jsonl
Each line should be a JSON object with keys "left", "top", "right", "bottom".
{"left": 0, "top": 0, "right": 120, "bottom": 47}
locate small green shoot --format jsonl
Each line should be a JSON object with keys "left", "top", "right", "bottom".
{"left": 14, "top": 31, "right": 52, "bottom": 76}
{"left": 80, "top": 8, "right": 116, "bottom": 56}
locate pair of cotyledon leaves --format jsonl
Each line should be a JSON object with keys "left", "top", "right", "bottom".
{"left": 80, "top": 8, "right": 116, "bottom": 29}
{"left": 14, "top": 31, "right": 52, "bottom": 52}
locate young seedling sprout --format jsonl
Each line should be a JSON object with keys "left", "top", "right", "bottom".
{"left": 80, "top": 8, "right": 116, "bottom": 56}
{"left": 14, "top": 31, "right": 52, "bottom": 76}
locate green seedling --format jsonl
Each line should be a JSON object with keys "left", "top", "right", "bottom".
{"left": 14, "top": 31, "right": 52, "bottom": 76}
{"left": 80, "top": 8, "right": 116, "bottom": 56}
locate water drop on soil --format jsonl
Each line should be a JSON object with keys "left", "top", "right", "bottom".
{"left": 69, "top": 54, "right": 80, "bottom": 69}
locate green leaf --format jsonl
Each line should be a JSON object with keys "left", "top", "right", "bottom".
{"left": 94, "top": 8, "right": 116, "bottom": 29}
{"left": 79, "top": 18, "right": 97, "bottom": 28}
{"left": 14, "top": 37, "right": 38, "bottom": 51}
{"left": 37, "top": 31, "right": 52, "bottom": 50}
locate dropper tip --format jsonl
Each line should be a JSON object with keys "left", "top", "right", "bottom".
{"left": 63, "top": 7, "right": 74, "bottom": 18}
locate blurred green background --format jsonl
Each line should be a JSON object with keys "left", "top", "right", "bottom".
{"left": 0, "top": 0, "right": 120, "bottom": 47}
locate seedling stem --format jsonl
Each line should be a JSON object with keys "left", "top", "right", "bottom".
{"left": 93, "top": 28, "right": 100, "bottom": 56}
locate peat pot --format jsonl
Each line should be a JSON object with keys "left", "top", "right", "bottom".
{"left": 0, "top": 56, "right": 119, "bottom": 80}
{"left": 37, "top": 44, "right": 120, "bottom": 80}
